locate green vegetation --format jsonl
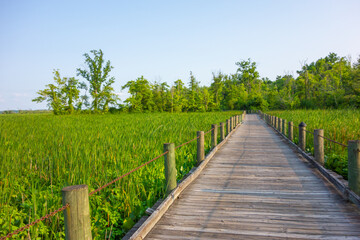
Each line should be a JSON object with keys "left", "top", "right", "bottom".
{"left": 267, "top": 109, "right": 360, "bottom": 178}
{"left": 33, "top": 50, "right": 360, "bottom": 115}
{"left": 0, "top": 111, "right": 240, "bottom": 239}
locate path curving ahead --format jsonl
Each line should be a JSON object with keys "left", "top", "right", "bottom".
{"left": 144, "top": 114, "right": 360, "bottom": 240}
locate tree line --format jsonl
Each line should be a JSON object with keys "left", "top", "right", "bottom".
{"left": 33, "top": 50, "right": 360, "bottom": 114}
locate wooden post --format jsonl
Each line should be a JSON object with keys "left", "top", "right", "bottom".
{"left": 62, "top": 185, "right": 92, "bottom": 240}
{"left": 211, "top": 124, "right": 218, "bottom": 149}
{"left": 299, "top": 122, "right": 307, "bottom": 151}
{"left": 314, "top": 129, "right": 324, "bottom": 165}
{"left": 348, "top": 140, "right": 360, "bottom": 195}
{"left": 220, "top": 122, "right": 225, "bottom": 141}
{"left": 164, "top": 143, "right": 176, "bottom": 194}
{"left": 226, "top": 119, "right": 230, "bottom": 136}
{"left": 274, "top": 116, "right": 277, "bottom": 128}
{"left": 278, "top": 118, "right": 282, "bottom": 133}
{"left": 273, "top": 116, "right": 275, "bottom": 127}
{"left": 197, "top": 131, "right": 204, "bottom": 163}
{"left": 275, "top": 117, "right": 278, "bottom": 129}
{"left": 282, "top": 119, "right": 287, "bottom": 136}
{"left": 288, "top": 121, "right": 293, "bottom": 142}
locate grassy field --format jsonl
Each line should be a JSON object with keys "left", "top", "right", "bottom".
{"left": 267, "top": 109, "right": 360, "bottom": 179}
{"left": 0, "top": 111, "right": 241, "bottom": 239}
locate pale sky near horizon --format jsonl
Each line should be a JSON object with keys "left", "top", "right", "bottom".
{"left": 0, "top": 0, "right": 359, "bottom": 110}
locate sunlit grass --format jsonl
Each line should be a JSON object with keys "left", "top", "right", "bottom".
{"left": 0, "top": 111, "right": 240, "bottom": 239}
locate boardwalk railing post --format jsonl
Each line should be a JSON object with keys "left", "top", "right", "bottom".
{"left": 282, "top": 119, "right": 287, "bottom": 136}
{"left": 275, "top": 117, "right": 278, "bottom": 129}
{"left": 273, "top": 116, "right": 275, "bottom": 127}
{"left": 211, "top": 124, "right": 218, "bottom": 149}
{"left": 197, "top": 131, "right": 205, "bottom": 164}
{"left": 299, "top": 122, "right": 307, "bottom": 151}
{"left": 348, "top": 140, "right": 360, "bottom": 195}
{"left": 220, "top": 122, "right": 225, "bottom": 141}
{"left": 314, "top": 129, "right": 324, "bottom": 165}
{"left": 278, "top": 118, "right": 282, "bottom": 133}
{"left": 288, "top": 121, "right": 293, "bottom": 142}
{"left": 62, "top": 185, "right": 92, "bottom": 240}
{"left": 226, "top": 119, "right": 230, "bottom": 136}
{"left": 164, "top": 143, "right": 176, "bottom": 194}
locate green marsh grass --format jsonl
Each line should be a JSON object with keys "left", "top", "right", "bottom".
{"left": 0, "top": 111, "right": 240, "bottom": 239}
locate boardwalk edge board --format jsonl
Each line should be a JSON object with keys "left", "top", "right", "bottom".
{"left": 127, "top": 121, "right": 243, "bottom": 240}
{"left": 262, "top": 116, "right": 360, "bottom": 208}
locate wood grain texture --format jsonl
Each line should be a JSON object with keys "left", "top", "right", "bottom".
{"left": 144, "top": 114, "right": 360, "bottom": 239}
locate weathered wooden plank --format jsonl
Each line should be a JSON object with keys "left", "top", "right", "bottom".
{"left": 139, "top": 114, "right": 360, "bottom": 239}
{"left": 150, "top": 225, "right": 360, "bottom": 239}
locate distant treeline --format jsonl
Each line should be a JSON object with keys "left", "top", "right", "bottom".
{"left": 33, "top": 50, "right": 360, "bottom": 114}
{"left": 1, "top": 110, "right": 51, "bottom": 114}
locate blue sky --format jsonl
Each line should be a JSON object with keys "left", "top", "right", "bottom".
{"left": 0, "top": 0, "right": 359, "bottom": 110}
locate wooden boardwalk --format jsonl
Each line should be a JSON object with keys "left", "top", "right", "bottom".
{"left": 144, "top": 114, "right": 360, "bottom": 239}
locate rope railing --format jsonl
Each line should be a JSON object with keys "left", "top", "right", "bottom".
{"left": 257, "top": 111, "right": 359, "bottom": 153}
{"left": 269, "top": 115, "right": 348, "bottom": 149}
{"left": 0, "top": 204, "right": 70, "bottom": 240}
{"left": 204, "top": 127, "right": 214, "bottom": 135}
{"left": 175, "top": 136, "right": 199, "bottom": 149}
{"left": 317, "top": 134, "right": 348, "bottom": 148}
{"left": 304, "top": 129, "right": 313, "bottom": 134}
{"left": 89, "top": 150, "right": 169, "bottom": 196}
{"left": 1, "top": 114, "right": 244, "bottom": 240}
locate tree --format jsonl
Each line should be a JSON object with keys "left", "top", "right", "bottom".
{"left": 122, "top": 76, "right": 155, "bottom": 112}
{"left": 210, "top": 72, "right": 224, "bottom": 110}
{"left": 187, "top": 72, "right": 201, "bottom": 111}
{"left": 173, "top": 79, "right": 187, "bottom": 112}
{"left": 77, "top": 49, "right": 116, "bottom": 112}
{"left": 32, "top": 70, "right": 80, "bottom": 114}
{"left": 236, "top": 59, "right": 259, "bottom": 95}
{"left": 152, "top": 82, "right": 169, "bottom": 112}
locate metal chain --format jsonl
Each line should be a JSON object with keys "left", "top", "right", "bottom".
{"left": 0, "top": 204, "right": 69, "bottom": 240}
